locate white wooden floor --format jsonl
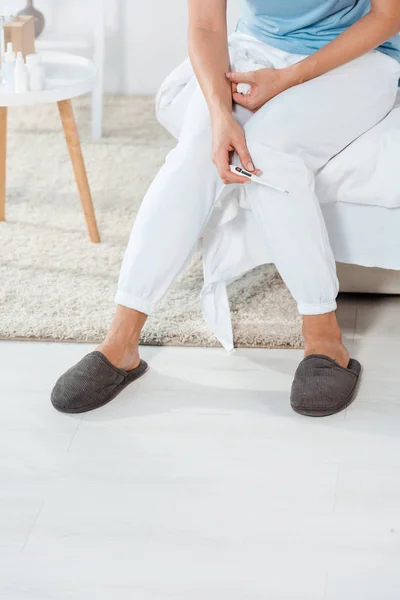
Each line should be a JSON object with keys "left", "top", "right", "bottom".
{"left": 2, "top": 295, "right": 400, "bottom": 599}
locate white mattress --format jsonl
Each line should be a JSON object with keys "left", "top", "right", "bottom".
{"left": 323, "top": 201, "right": 400, "bottom": 270}
{"left": 321, "top": 89, "right": 400, "bottom": 272}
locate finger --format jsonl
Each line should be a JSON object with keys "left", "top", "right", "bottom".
{"left": 234, "top": 138, "right": 256, "bottom": 172}
{"left": 217, "top": 163, "right": 251, "bottom": 184}
{"left": 221, "top": 170, "right": 252, "bottom": 185}
{"left": 216, "top": 148, "right": 250, "bottom": 184}
{"left": 226, "top": 71, "right": 254, "bottom": 84}
{"left": 232, "top": 92, "right": 253, "bottom": 109}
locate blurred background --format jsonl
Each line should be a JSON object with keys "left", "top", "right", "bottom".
{"left": 0, "top": 0, "right": 241, "bottom": 94}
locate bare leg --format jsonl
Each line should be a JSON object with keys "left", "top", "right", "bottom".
{"left": 98, "top": 307, "right": 350, "bottom": 372}
{"left": 302, "top": 312, "right": 350, "bottom": 368}
{"left": 96, "top": 306, "right": 147, "bottom": 371}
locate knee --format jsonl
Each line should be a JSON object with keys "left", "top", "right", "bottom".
{"left": 244, "top": 101, "right": 308, "bottom": 161}
{"left": 178, "top": 122, "right": 213, "bottom": 159}
{"left": 245, "top": 123, "right": 296, "bottom": 158}
{"left": 177, "top": 93, "right": 213, "bottom": 154}
{"left": 166, "top": 125, "right": 212, "bottom": 169}
{"left": 242, "top": 123, "right": 314, "bottom": 195}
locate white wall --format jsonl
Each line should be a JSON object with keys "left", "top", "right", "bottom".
{"left": 1, "top": 0, "right": 241, "bottom": 94}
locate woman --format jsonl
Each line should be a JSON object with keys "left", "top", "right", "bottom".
{"left": 51, "top": 0, "right": 400, "bottom": 416}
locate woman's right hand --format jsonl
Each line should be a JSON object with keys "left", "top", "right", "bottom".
{"left": 211, "top": 109, "right": 260, "bottom": 184}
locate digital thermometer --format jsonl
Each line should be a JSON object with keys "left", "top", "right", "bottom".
{"left": 230, "top": 165, "right": 289, "bottom": 195}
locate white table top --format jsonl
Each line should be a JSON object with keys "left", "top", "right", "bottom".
{"left": 0, "top": 51, "right": 97, "bottom": 107}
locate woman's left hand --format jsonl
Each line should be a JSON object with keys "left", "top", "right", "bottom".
{"left": 226, "top": 68, "right": 291, "bottom": 111}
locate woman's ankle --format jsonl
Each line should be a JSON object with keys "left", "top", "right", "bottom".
{"left": 97, "top": 339, "right": 140, "bottom": 371}
{"left": 302, "top": 313, "right": 350, "bottom": 368}
{"left": 97, "top": 306, "right": 147, "bottom": 370}
{"left": 303, "top": 311, "right": 341, "bottom": 338}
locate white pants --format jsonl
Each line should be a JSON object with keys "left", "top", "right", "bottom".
{"left": 116, "top": 42, "right": 399, "bottom": 326}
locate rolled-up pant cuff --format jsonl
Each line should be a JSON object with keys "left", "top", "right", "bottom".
{"left": 297, "top": 300, "right": 337, "bottom": 316}
{"left": 114, "top": 291, "right": 154, "bottom": 316}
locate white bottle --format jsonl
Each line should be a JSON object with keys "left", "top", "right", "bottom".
{"left": 26, "top": 53, "right": 45, "bottom": 91}
{"left": 15, "top": 52, "right": 29, "bottom": 93}
{"left": 4, "top": 42, "right": 16, "bottom": 92}
{"left": 1, "top": 6, "right": 14, "bottom": 84}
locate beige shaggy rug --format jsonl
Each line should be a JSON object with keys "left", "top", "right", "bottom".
{"left": 0, "top": 95, "right": 304, "bottom": 348}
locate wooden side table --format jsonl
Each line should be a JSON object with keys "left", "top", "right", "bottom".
{"left": 0, "top": 51, "right": 100, "bottom": 243}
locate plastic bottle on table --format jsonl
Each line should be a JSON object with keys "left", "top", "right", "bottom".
{"left": 4, "top": 42, "right": 16, "bottom": 92}
{"left": 26, "top": 53, "right": 46, "bottom": 91}
{"left": 15, "top": 52, "right": 29, "bottom": 93}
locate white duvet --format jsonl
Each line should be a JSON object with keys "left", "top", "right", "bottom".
{"left": 317, "top": 94, "right": 400, "bottom": 208}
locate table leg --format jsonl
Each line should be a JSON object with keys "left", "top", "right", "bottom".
{"left": 0, "top": 107, "right": 7, "bottom": 222}
{"left": 58, "top": 99, "right": 100, "bottom": 243}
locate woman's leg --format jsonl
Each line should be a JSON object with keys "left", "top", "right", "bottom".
{"left": 240, "top": 49, "right": 399, "bottom": 366}
{"left": 98, "top": 86, "right": 238, "bottom": 369}
{"left": 51, "top": 85, "right": 247, "bottom": 413}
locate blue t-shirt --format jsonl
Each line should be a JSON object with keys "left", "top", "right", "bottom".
{"left": 236, "top": 0, "right": 400, "bottom": 62}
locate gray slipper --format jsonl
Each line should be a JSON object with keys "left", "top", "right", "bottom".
{"left": 51, "top": 351, "right": 148, "bottom": 414}
{"left": 290, "top": 354, "right": 361, "bottom": 417}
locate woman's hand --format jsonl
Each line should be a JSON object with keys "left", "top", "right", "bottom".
{"left": 227, "top": 1, "right": 400, "bottom": 103}
{"left": 211, "top": 108, "right": 261, "bottom": 184}
{"left": 226, "top": 68, "right": 291, "bottom": 111}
